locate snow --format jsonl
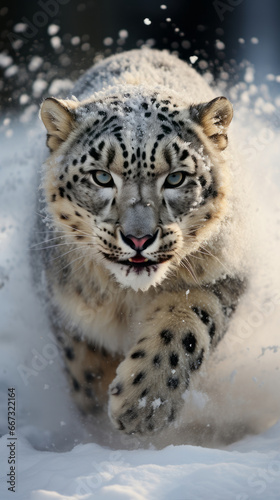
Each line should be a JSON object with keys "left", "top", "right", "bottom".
{"left": 189, "top": 55, "right": 198, "bottom": 64}
{"left": 48, "top": 24, "right": 60, "bottom": 36}
{"left": 0, "top": 53, "right": 13, "bottom": 68}
{"left": 0, "top": 57, "right": 280, "bottom": 499}
{"left": 50, "top": 36, "right": 62, "bottom": 50}
{"left": 28, "top": 57, "right": 43, "bottom": 73}
{"left": 0, "top": 428, "right": 280, "bottom": 500}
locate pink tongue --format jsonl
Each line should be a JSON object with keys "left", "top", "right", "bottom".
{"left": 130, "top": 255, "right": 147, "bottom": 263}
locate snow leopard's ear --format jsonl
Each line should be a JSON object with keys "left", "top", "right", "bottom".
{"left": 40, "top": 97, "right": 78, "bottom": 152}
{"left": 191, "top": 96, "right": 233, "bottom": 151}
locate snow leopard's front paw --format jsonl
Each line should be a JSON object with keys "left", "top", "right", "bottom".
{"left": 108, "top": 330, "right": 201, "bottom": 434}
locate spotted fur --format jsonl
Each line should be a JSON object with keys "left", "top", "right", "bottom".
{"left": 37, "top": 49, "right": 247, "bottom": 435}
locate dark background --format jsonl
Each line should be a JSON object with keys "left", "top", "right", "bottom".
{"left": 1, "top": 0, "right": 280, "bottom": 114}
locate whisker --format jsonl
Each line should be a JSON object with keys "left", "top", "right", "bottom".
{"left": 34, "top": 210, "right": 115, "bottom": 245}
{"left": 49, "top": 244, "right": 91, "bottom": 262}
{"left": 31, "top": 234, "right": 99, "bottom": 251}
{"left": 31, "top": 240, "right": 77, "bottom": 251}
{"left": 35, "top": 210, "right": 95, "bottom": 236}
{"left": 186, "top": 252, "right": 204, "bottom": 261}
{"left": 197, "top": 243, "right": 231, "bottom": 276}
{"left": 55, "top": 254, "right": 87, "bottom": 276}
{"left": 174, "top": 250, "right": 201, "bottom": 287}
{"left": 30, "top": 233, "right": 75, "bottom": 248}
{"left": 54, "top": 222, "right": 93, "bottom": 238}
{"left": 183, "top": 257, "right": 201, "bottom": 287}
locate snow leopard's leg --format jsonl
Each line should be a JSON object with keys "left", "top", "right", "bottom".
{"left": 56, "top": 332, "right": 123, "bottom": 412}
{"left": 109, "top": 278, "right": 245, "bottom": 434}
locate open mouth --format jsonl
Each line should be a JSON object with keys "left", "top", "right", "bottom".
{"left": 119, "top": 254, "right": 173, "bottom": 268}
{"left": 123, "top": 257, "right": 157, "bottom": 268}
{"left": 103, "top": 253, "right": 172, "bottom": 268}
{"left": 128, "top": 255, "right": 151, "bottom": 265}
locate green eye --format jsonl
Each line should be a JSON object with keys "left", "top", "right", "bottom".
{"left": 91, "top": 170, "right": 114, "bottom": 187}
{"left": 164, "top": 171, "right": 186, "bottom": 188}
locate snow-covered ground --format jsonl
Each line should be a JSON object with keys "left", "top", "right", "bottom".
{"left": 0, "top": 66, "right": 280, "bottom": 499}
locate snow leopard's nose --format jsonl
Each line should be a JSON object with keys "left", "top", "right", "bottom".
{"left": 120, "top": 231, "right": 158, "bottom": 251}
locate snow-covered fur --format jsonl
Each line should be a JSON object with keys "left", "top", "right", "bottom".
{"left": 38, "top": 49, "right": 247, "bottom": 434}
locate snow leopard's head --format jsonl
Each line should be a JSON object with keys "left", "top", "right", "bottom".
{"left": 40, "top": 88, "right": 233, "bottom": 291}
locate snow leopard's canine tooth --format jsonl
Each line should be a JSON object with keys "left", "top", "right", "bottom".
{"left": 35, "top": 49, "right": 247, "bottom": 435}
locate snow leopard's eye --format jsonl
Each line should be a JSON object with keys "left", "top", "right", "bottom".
{"left": 91, "top": 170, "right": 114, "bottom": 187}
{"left": 164, "top": 171, "right": 186, "bottom": 188}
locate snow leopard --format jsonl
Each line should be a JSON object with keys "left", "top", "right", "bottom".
{"left": 38, "top": 48, "right": 247, "bottom": 435}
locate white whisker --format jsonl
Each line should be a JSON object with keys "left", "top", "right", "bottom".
{"left": 49, "top": 245, "right": 91, "bottom": 262}
{"left": 55, "top": 254, "right": 87, "bottom": 276}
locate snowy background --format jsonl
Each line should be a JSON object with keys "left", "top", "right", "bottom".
{"left": 1, "top": 1, "right": 280, "bottom": 499}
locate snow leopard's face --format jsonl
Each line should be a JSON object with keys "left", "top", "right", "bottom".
{"left": 41, "top": 90, "right": 232, "bottom": 290}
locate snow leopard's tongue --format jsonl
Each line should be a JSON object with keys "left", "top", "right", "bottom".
{"left": 129, "top": 255, "right": 149, "bottom": 264}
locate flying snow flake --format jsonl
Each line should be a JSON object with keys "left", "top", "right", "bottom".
{"left": 160, "top": 4, "right": 167, "bottom": 9}
{"left": 244, "top": 66, "right": 255, "bottom": 83}
{"left": 28, "top": 56, "right": 43, "bottom": 72}
{"left": 251, "top": 37, "right": 259, "bottom": 44}
{"left": 19, "top": 94, "right": 29, "bottom": 105}
{"left": 4, "top": 65, "right": 18, "bottom": 77}
{"left": 71, "top": 36, "right": 80, "bottom": 46}
{"left": 0, "top": 53, "right": 12, "bottom": 68}
{"left": 166, "top": 17, "right": 171, "bottom": 22}
{"left": 238, "top": 38, "right": 245, "bottom": 44}
{"left": 50, "top": 36, "right": 62, "bottom": 49}
{"left": 145, "top": 38, "right": 156, "bottom": 47}
{"left": 48, "top": 24, "right": 60, "bottom": 36}
{"left": 220, "top": 71, "right": 229, "bottom": 81}
{"left": 103, "top": 37, "right": 114, "bottom": 46}
{"left": 143, "top": 18, "right": 152, "bottom": 25}
{"left": 119, "top": 29, "right": 129, "bottom": 38}
{"left": 215, "top": 39, "right": 225, "bottom": 50}
{"left": 59, "top": 54, "right": 71, "bottom": 67}
{"left": 189, "top": 55, "right": 198, "bottom": 64}
{"left": 182, "top": 40, "right": 191, "bottom": 49}
{"left": 198, "top": 60, "right": 208, "bottom": 70}
{"left": 32, "top": 79, "right": 48, "bottom": 98}
{"left": 81, "top": 43, "right": 90, "bottom": 51}
{"left": 12, "top": 39, "right": 24, "bottom": 50}
{"left": 13, "top": 23, "right": 27, "bottom": 33}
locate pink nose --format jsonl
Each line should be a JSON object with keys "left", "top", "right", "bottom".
{"left": 120, "top": 232, "right": 158, "bottom": 251}
{"left": 128, "top": 235, "right": 151, "bottom": 250}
